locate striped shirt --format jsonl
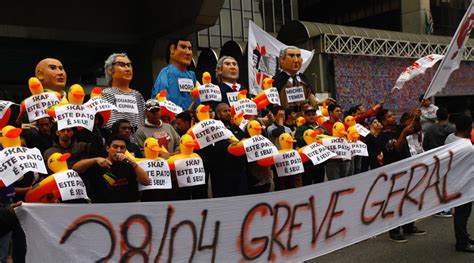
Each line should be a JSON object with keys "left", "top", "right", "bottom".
{"left": 102, "top": 87, "right": 145, "bottom": 131}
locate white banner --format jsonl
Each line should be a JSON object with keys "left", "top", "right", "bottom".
{"left": 115, "top": 94, "right": 138, "bottom": 114}
{"left": 178, "top": 78, "right": 194, "bottom": 92}
{"left": 424, "top": 1, "right": 474, "bottom": 99}
{"left": 137, "top": 159, "right": 172, "bottom": 190}
{"left": 248, "top": 21, "right": 314, "bottom": 95}
{"left": 263, "top": 87, "right": 281, "bottom": 105}
{"left": 322, "top": 137, "right": 352, "bottom": 160}
{"left": 24, "top": 93, "right": 60, "bottom": 122}
{"left": 0, "top": 147, "right": 47, "bottom": 187}
{"left": 159, "top": 100, "right": 183, "bottom": 114}
{"left": 349, "top": 141, "right": 369, "bottom": 157}
{"left": 355, "top": 123, "right": 370, "bottom": 137}
{"left": 55, "top": 104, "right": 95, "bottom": 131}
{"left": 175, "top": 157, "right": 205, "bottom": 187}
{"left": 274, "top": 150, "right": 304, "bottom": 177}
{"left": 243, "top": 135, "right": 278, "bottom": 162}
{"left": 0, "top": 100, "right": 13, "bottom": 119}
{"left": 392, "top": 54, "right": 444, "bottom": 91}
{"left": 233, "top": 99, "right": 258, "bottom": 116}
{"left": 53, "top": 170, "right": 89, "bottom": 201}
{"left": 17, "top": 140, "right": 474, "bottom": 262}
{"left": 83, "top": 97, "right": 116, "bottom": 114}
{"left": 302, "top": 142, "right": 337, "bottom": 165}
{"left": 191, "top": 119, "right": 233, "bottom": 149}
{"left": 197, "top": 84, "right": 222, "bottom": 102}
{"left": 286, "top": 86, "right": 306, "bottom": 103}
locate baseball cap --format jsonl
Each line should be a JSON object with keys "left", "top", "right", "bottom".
{"left": 145, "top": 99, "right": 160, "bottom": 111}
{"left": 304, "top": 106, "right": 317, "bottom": 113}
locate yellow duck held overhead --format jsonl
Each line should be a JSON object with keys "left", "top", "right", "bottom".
{"left": 347, "top": 126, "right": 360, "bottom": 141}
{"left": 190, "top": 72, "right": 212, "bottom": 98}
{"left": 67, "top": 84, "right": 86, "bottom": 105}
{"left": 344, "top": 115, "right": 356, "bottom": 128}
{"left": 25, "top": 152, "right": 71, "bottom": 203}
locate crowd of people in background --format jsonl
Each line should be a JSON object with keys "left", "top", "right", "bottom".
{"left": 0, "top": 36, "right": 473, "bottom": 262}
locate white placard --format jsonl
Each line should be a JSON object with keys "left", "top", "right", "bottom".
{"left": 137, "top": 160, "right": 172, "bottom": 190}
{"left": 239, "top": 119, "right": 249, "bottom": 132}
{"left": 191, "top": 119, "right": 233, "bottom": 149}
{"left": 302, "top": 142, "right": 337, "bottom": 165}
{"left": 55, "top": 104, "right": 95, "bottom": 131}
{"left": 286, "top": 86, "right": 305, "bottom": 103}
{"left": 174, "top": 157, "right": 205, "bottom": 187}
{"left": 349, "top": 141, "right": 368, "bottom": 157}
{"left": 233, "top": 99, "right": 257, "bottom": 116}
{"left": 178, "top": 78, "right": 194, "bottom": 92}
{"left": 263, "top": 87, "right": 281, "bottom": 105}
{"left": 355, "top": 123, "right": 370, "bottom": 137}
{"left": 24, "top": 93, "right": 60, "bottom": 122}
{"left": 243, "top": 135, "right": 278, "bottom": 162}
{"left": 53, "top": 170, "right": 89, "bottom": 201}
{"left": 322, "top": 137, "right": 352, "bottom": 160}
{"left": 197, "top": 84, "right": 222, "bottom": 102}
{"left": 114, "top": 94, "right": 138, "bottom": 114}
{"left": 273, "top": 150, "right": 304, "bottom": 177}
{"left": 0, "top": 147, "right": 47, "bottom": 187}
{"left": 0, "top": 100, "right": 13, "bottom": 119}
{"left": 226, "top": 92, "right": 239, "bottom": 107}
{"left": 83, "top": 97, "right": 117, "bottom": 114}
{"left": 159, "top": 100, "right": 183, "bottom": 114}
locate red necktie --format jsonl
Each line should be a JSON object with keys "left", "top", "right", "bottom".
{"left": 232, "top": 84, "right": 238, "bottom": 92}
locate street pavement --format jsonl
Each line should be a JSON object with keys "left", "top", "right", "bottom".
{"left": 309, "top": 204, "right": 474, "bottom": 263}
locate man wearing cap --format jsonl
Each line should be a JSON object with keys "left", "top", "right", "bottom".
{"left": 272, "top": 46, "right": 317, "bottom": 110}
{"left": 134, "top": 99, "right": 180, "bottom": 154}
{"left": 295, "top": 106, "right": 329, "bottom": 185}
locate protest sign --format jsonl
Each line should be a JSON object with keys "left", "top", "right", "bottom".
{"left": 174, "top": 158, "right": 205, "bottom": 187}
{"left": 263, "top": 87, "right": 281, "bottom": 105}
{"left": 137, "top": 160, "right": 172, "bottom": 190}
{"left": 55, "top": 104, "right": 95, "bottom": 131}
{"left": 226, "top": 92, "right": 239, "bottom": 107}
{"left": 243, "top": 135, "right": 278, "bottom": 162}
{"left": 322, "top": 137, "right": 352, "bottom": 160}
{"left": 24, "top": 93, "right": 60, "bottom": 121}
{"left": 349, "top": 141, "right": 369, "bottom": 157}
{"left": 191, "top": 119, "right": 233, "bottom": 149}
{"left": 197, "top": 84, "right": 222, "bottom": 102}
{"left": 355, "top": 123, "right": 370, "bottom": 137}
{"left": 0, "top": 147, "right": 47, "bottom": 187}
{"left": 302, "top": 142, "right": 337, "bottom": 165}
{"left": 83, "top": 97, "right": 116, "bottom": 114}
{"left": 0, "top": 100, "right": 13, "bottom": 119}
{"left": 286, "top": 86, "right": 305, "bottom": 103}
{"left": 273, "top": 150, "right": 304, "bottom": 177}
{"left": 53, "top": 170, "right": 89, "bottom": 201}
{"left": 159, "top": 100, "right": 183, "bottom": 114}
{"left": 115, "top": 94, "right": 138, "bottom": 114}
{"left": 233, "top": 99, "right": 257, "bottom": 116}
{"left": 17, "top": 140, "right": 474, "bottom": 262}
{"left": 178, "top": 78, "right": 194, "bottom": 92}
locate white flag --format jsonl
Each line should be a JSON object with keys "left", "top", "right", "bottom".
{"left": 424, "top": 1, "right": 474, "bottom": 99}
{"left": 392, "top": 54, "right": 444, "bottom": 92}
{"left": 248, "top": 21, "right": 314, "bottom": 95}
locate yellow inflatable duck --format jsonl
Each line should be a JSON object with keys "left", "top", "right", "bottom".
{"left": 332, "top": 122, "right": 347, "bottom": 138}
{"left": 190, "top": 72, "right": 212, "bottom": 98}
{"left": 228, "top": 120, "right": 262, "bottom": 156}
{"left": 347, "top": 126, "right": 360, "bottom": 141}
{"left": 321, "top": 102, "right": 329, "bottom": 117}
{"left": 25, "top": 152, "right": 71, "bottom": 203}
{"left": 252, "top": 77, "right": 275, "bottom": 109}
{"left": 296, "top": 116, "right": 306, "bottom": 127}
{"left": 167, "top": 134, "right": 200, "bottom": 170}
{"left": 257, "top": 133, "right": 301, "bottom": 166}
{"left": 232, "top": 111, "right": 245, "bottom": 126}
{"left": 17, "top": 77, "right": 61, "bottom": 124}
{"left": 67, "top": 84, "right": 86, "bottom": 105}
{"left": 298, "top": 129, "right": 319, "bottom": 162}
{"left": 344, "top": 115, "right": 356, "bottom": 128}
{"left": 186, "top": 104, "right": 211, "bottom": 143}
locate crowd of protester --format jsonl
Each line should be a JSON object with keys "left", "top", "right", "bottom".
{"left": 0, "top": 36, "right": 473, "bottom": 262}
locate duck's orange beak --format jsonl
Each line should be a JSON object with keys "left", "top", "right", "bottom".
{"left": 91, "top": 87, "right": 102, "bottom": 96}
{"left": 253, "top": 126, "right": 262, "bottom": 132}
{"left": 199, "top": 105, "right": 209, "bottom": 113}
{"left": 30, "top": 82, "right": 41, "bottom": 90}
{"left": 185, "top": 141, "right": 196, "bottom": 148}
{"left": 285, "top": 138, "right": 296, "bottom": 144}
{"left": 5, "top": 128, "right": 22, "bottom": 138}
{"left": 150, "top": 145, "right": 161, "bottom": 152}
{"left": 57, "top": 153, "right": 71, "bottom": 161}
{"left": 159, "top": 90, "right": 167, "bottom": 97}
{"left": 240, "top": 90, "right": 248, "bottom": 96}
{"left": 72, "top": 92, "right": 85, "bottom": 99}
{"left": 204, "top": 75, "right": 211, "bottom": 82}
{"left": 310, "top": 131, "right": 319, "bottom": 137}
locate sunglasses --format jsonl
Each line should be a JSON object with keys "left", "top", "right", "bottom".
{"left": 113, "top": 62, "right": 132, "bottom": 68}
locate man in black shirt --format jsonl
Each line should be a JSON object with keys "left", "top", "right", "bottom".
{"left": 72, "top": 135, "right": 150, "bottom": 203}
{"left": 376, "top": 109, "right": 426, "bottom": 243}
